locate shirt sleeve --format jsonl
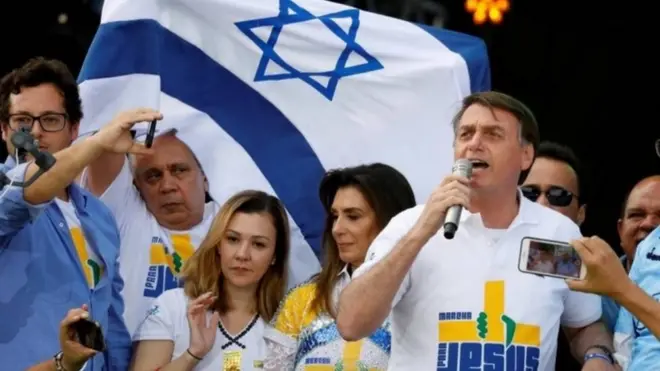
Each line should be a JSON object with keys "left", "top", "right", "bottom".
{"left": 352, "top": 206, "right": 420, "bottom": 308}
{"left": 556, "top": 219, "right": 603, "bottom": 327}
{"left": 132, "top": 289, "right": 179, "bottom": 341}
{"left": 81, "top": 157, "right": 146, "bottom": 231}
{"left": 0, "top": 163, "right": 51, "bottom": 239}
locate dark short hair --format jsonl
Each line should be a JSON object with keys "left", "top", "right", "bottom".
{"left": 536, "top": 141, "right": 587, "bottom": 205}
{"left": 451, "top": 91, "right": 540, "bottom": 183}
{"left": 312, "top": 163, "right": 416, "bottom": 317}
{"left": 0, "top": 57, "right": 83, "bottom": 124}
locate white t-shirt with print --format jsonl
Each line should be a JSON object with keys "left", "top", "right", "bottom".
{"left": 55, "top": 198, "right": 105, "bottom": 288}
{"left": 86, "top": 160, "right": 219, "bottom": 334}
{"left": 354, "top": 195, "right": 602, "bottom": 371}
{"left": 134, "top": 288, "right": 266, "bottom": 370}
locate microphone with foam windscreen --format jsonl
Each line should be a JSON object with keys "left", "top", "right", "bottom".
{"left": 443, "top": 159, "right": 473, "bottom": 239}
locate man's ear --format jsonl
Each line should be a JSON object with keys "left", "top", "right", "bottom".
{"left": 69, "top": 121, "right": 80, "bottom": 141}
{"left": 1, "top": 122, "right": 8, "bottom": 142}
{"left": 577, "top": 204, "right": 587, "bottom": 226}
{"left": 521, "top": 143, "right": 534, "bottom": 172}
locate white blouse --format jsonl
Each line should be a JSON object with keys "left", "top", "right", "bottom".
{"left": 133, "top": 288, "right": 266, "bottom": 370}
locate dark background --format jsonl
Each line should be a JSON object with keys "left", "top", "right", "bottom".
{"left": 0, "top": 1, "right": 657, "bottom": 252}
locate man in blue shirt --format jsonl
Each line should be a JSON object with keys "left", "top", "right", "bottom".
{"left": 0, "top": 57, "right": 162, "bottom": 371}
{"left": 613, "top": 225, "right": 660, "bottom": 369}
{"left": 568, "top": 141, "right": 660, "bottom": 370}
{"left": 569, "top": 230, "right": 660, "bottom": 370}
{"left": 601, "top": 175, "right": 660, "bottom": 331}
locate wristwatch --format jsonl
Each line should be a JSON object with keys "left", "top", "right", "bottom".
{"left": 584, "top": 345, "right": 615, "bottom": 364}
{"left": 54, "top": 351, "right": 68, "bottom": 371}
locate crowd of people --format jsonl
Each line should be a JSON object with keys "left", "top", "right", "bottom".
{"left": 0, "top": 57, "right": 657, "bottom": 371}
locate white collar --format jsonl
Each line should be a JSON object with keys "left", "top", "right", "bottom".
{"left": 460, "top": 189, "right": 540, "bottom": 229}
{"left": 338, "top": 264, "right": 351, "bottom": 278}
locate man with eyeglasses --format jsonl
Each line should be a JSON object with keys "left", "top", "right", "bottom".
{"left": 0, "top": 57, "right": 161, "bottom": 370}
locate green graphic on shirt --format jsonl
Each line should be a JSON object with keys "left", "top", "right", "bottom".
{"left": 87, "top": 259, "right": 102, "bottom": 286}
{"left": 477, "top": 312, "right": 488, "bottom": 339}
{"left": 501, "top": 314, "right": 516, "bottom": 347}
{"left": 475, "top": 311, "right": 518, "bottom": 348}
{"left": 172, "top": 252, "right": 183, "bottom": 273}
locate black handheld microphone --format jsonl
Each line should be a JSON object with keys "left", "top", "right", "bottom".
{"left": 0, "top": 128, "right": 57, "bottom": 189}
{"left": 443, "top": 159, "right": 473, "bottom": 239}
{"left": 11, "top": 128, "right": 56, "bottom": 171}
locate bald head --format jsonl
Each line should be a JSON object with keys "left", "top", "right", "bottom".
{"left": 617, "top": 175, "right": 660, "bottom": 263}
{"left": 132, "top": 133, "right": 208, "bottom": 230}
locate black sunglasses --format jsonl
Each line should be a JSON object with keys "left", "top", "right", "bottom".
{"left": 521, "top": 185, "right": 577, "bottom": 207}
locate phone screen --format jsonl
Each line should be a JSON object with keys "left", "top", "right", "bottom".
{"left": 523, "top": 239, "right": 583, "bottom": 279}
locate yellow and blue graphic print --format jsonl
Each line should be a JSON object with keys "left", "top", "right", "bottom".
{"left": 71, "top": 227, "right": 103, "bottom": 288}
{"left": 143, "top": 234, "right": 194, "bottom": 298}
{"left": 437, "top": 281, "right": 540, "bottom": 371}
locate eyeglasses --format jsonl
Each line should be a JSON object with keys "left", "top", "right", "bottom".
{"left": 521, "top": 185, "right": 577, "bottom": 207}
{"left": 8, "top": 113, "right": 68, "bottom": 132}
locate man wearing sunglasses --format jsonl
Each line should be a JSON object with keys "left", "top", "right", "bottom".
{"left": 521, "top": 141, "right": 589, "bottom": 371}
{"left": 521, "top": 141, "right": 586, "bottom": 226}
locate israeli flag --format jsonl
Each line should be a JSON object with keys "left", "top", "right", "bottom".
{"left": 78, "top": 0, "right": 490, "bottom": 282}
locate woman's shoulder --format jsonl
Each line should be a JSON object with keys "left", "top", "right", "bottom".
{"left": 269, "top": 278, "right": 318, "bottom": 325}
{"left": 154, "top": 287, "right": 188, "bottom": 309}
{"left": 284, "top": 277, "right": 318, "bottom": 302}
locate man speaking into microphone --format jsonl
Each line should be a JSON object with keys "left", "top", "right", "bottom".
{"left": 336, "top": 92, "right": 615, "bottom": 371}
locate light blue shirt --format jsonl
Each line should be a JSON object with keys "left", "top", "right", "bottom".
{"left": 0, "top": 161, "right": 131, "bottom": 370}
{"left": 601, "top": 255, "right": 628, "bottom": 333}
{"left": 614, "top": 225, "right": 660, "bottom": 370}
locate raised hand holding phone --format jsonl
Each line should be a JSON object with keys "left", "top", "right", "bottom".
{"left": 566, "top": 236, "right": 629, "bottom": 295}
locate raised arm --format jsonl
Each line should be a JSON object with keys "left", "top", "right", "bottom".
{"left": 613, "top": 282, "right": 660, "bottom": 339}
{"left": 24, "top": 109, "right": 162, "bottom": 205}
{"left": 0, "top": 134, "right": 109, "bottom": 238}
{"left": 337, "top": 174, "right": 470, "bottom": 341}
{"left": 568, "top": 235, "right": 660, "bottom": 340}
{"left": 84, "top": 151, "right": 126, "bottom": 197}
{"left": 131, "top": 291, "right": 219, "bottom": 371}
{"left": 0, "top": 109, "right": 160, "bottom": 241}
{"left": 336, "top": 218, "right": 429, "bottom": 341}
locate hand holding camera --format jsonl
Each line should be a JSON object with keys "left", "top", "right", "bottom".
{"left": 58, "top": 304, "right": 105, "bottom": 371}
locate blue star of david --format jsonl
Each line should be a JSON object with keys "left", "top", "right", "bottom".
{"left": 235, "top": 0, "right": 384, "bottom": 100}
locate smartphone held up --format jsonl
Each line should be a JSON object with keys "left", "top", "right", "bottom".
{"left": 70, "top": 318, "right": 106, "bottom": 352}
{"left": 518, "top": 237, "right": 587, "bottom": 280}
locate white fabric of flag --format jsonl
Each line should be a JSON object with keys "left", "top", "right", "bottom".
{"left": 77, "top": 0, "right": 490, "bottom": 286}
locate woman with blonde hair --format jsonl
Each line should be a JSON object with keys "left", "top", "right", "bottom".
{"left": 131, "top": 190, "right": 290, "bottom": 371}
{"left": 264, "top": 163, "right": 416, "bottom": 370}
